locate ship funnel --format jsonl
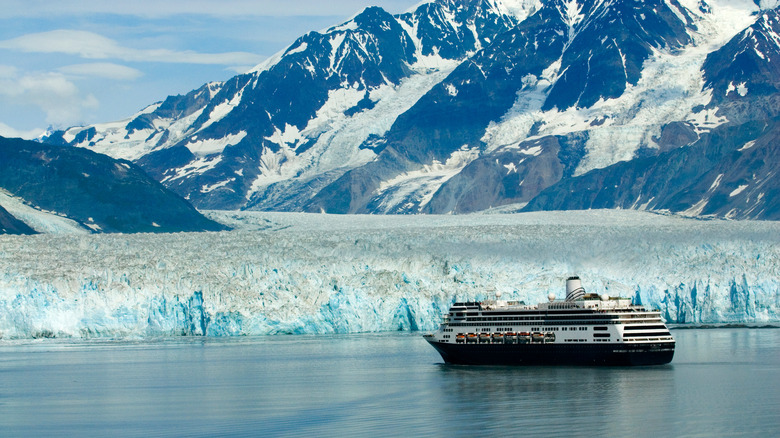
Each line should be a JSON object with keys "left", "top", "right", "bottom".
{"left": 565, "top": 276, "right": 585, "bottom": 302}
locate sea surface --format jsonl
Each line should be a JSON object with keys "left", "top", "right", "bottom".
{"left": 1, "top": 328, "right": 779, "bottom": 437}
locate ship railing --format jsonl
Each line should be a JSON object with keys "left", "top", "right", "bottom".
{"left": 482, "top": 302, "right": 535, "bottom": 311}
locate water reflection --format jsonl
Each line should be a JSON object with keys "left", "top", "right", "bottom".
{"left": 432, "top": 364, "right": 675, "bottom": 436}
{"left": 0, "top": 329, "right": 778, "bottom": 437}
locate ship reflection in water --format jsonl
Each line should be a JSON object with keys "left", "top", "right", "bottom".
{"left": 434, "top": 364, "right": 675, "bottom": 436}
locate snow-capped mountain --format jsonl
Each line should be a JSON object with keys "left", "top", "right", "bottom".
{"left": 0, "top": 136, "right": 226, "bottom": 234}
{"left": 46, "top": 0, "right": 780, "bottom": 218}
{"left": 525, "top": 4, "right": 780, "bottom": 219}
{"left": 703, "top": 4, "right": 780, "bottom": 124}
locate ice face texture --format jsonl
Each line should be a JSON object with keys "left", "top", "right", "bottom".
{"left": 1, "top": 211, "right": 778, "bottom": 339}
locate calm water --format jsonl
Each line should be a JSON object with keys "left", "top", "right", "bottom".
{"left": 1, "top": 329, "right": 779, "bottom": 437}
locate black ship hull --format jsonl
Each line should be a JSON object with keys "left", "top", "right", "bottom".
{"left": 425, "top": 338, "right": 675, "bottom": 366}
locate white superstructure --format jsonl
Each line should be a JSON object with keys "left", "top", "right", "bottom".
{"left": 429, "top": 276, "right": 675, "bottom": 346}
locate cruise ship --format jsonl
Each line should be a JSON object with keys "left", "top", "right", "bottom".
{"left": 424, "top": 276, "right": 675, "bottom": 366}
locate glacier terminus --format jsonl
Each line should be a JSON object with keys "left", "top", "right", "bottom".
{"left": 1, "top": 210, "right": 778, "bottom": 340}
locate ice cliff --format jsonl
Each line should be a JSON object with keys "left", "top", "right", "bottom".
{"left": 1, "top": 210, "right": 778, "bottom": 339}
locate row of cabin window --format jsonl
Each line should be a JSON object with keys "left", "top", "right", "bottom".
{"left": 454, "top": 316, "right": 618, "bottom": 321}
{"left": 450, "top": 322, "right": 611, "bottom": 327}
{"left": 456, "top": 326, "right": 601, "bottom": 333}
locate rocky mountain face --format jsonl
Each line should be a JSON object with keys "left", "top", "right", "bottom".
{"left": 524, "top": 4, "right": 780, "bottom": 219}
{"left": 0, "top": 204, "right": 36, "bottom": 235}
{"left": 525, "top": 117, "right": 780, "bottom": 219}
{"left": 45, "top": 0, "right": 780, "bottom": 219}
{"left": 0, "top": 136, "right": 227, "bottom": 234}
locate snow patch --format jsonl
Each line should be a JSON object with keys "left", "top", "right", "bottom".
{"left": 286, "top": 41, "right": 308, "bottom": 56}
{"left": 739, "top": 140, "right": 757, "bottom": 151}
{"left": 681, "top": 197, "right": 710, "bottom": 216}
{"left": 186, "top": 131, "right": 247, "bottom": 156}
{"left": 726, "top": 81, "right": 749, "bottom": 97}
{"left": 201, "top": 179, "right": 235, "bottom": 194}
{"left": 200, "top": 88, "right": 244, "bottom": 131}
{"left": 328, "top": 21, "right": 359, "bottom": 33}
{"left": 562, "top": 0, "right": 585, "bottom": 29}
{"left": 710, "top": 174, "right": 724, "bottom": 191}
{"left": 163, "top": 156, "right": 223, "bottom": 183}
{"left": 417, "top": 0, "right": 530, "bottom": 21}
{"left": 730, "top": 184, "right": 749, "bottom": 197}
{"left": 519, "top": 145, "right": 543, "bottom": 156}
{"left": 328, "top": 33, "right": 348, "bottom": 72}
{"left": 445, "top": 83, "right": 458, "bottom": 96}
{"left": 264, "top": 124, "right": 305, "bottom": 149}
{"left": 375, "top": 146, "right": 480, "bottom": 211}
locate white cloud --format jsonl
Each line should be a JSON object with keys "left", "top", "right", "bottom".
{"left": 58, "top": 63, "right": 143, "bottom": 80}
{"left": 0, "top": 122, "right": 45, "bottom": 140}
{"left": 0, "top": 65, "right": 18, "bottom": 78}
{"left": 0, "top": 70, "right": 98, "bottom": 127}
{"left": 1, "top": 0, "right": 421, "bottom": 18}
{"left": 0, "top": 30, "right": 264, "bottom": 66}
{"left": 0, "top": 1, "right": 421, "bottom": 133}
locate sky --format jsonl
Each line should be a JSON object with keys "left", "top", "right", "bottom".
{"left": 0, "top": 0, "right": 421, "bottom": 139}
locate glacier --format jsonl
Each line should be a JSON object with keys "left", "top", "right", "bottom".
{"left": 1, "top": 210, "right": 779, "bottom": 339}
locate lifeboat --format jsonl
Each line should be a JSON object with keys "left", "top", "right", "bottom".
{"left": 532, "top": 332, "right": 545, "bottom": 343}
{"left": 544, "top": 332, "right": 556, "bottom": 342}
{"left": 504, "top": 332, "right": 517, "bottom": 343}
{"left": 518, "top": 332, "right": 531, "bottom": 344}
{"left": 456, "top": 334, "right": 466, "bottom": 343}
{"left": 479, "top": 333, "right": 491, "bottom": 343}
{"left": 466, "top": 333, "right": 478, "bottom": 343}
{"left": 491, "top": 333, "right": 504, "bottom": 343}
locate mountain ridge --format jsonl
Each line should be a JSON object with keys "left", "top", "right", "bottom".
{"left": 43, "top": 0, "right": 780, "bottom": 219}
{"left": 0, "top": 136, "right": 227, "bottom": 234}
{"left": 0, "top": 203, "right": 37, "bottom": 235}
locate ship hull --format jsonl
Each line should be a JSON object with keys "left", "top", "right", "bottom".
{"left": 425, "top": 338, "right": 675, "bottom": 366}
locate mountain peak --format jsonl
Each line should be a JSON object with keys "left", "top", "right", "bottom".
{"left": 703, "top": 5, "right": 780, "bottom": 123}
{"left": 41, "top": 0, "right": 778, "bottom": 219}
